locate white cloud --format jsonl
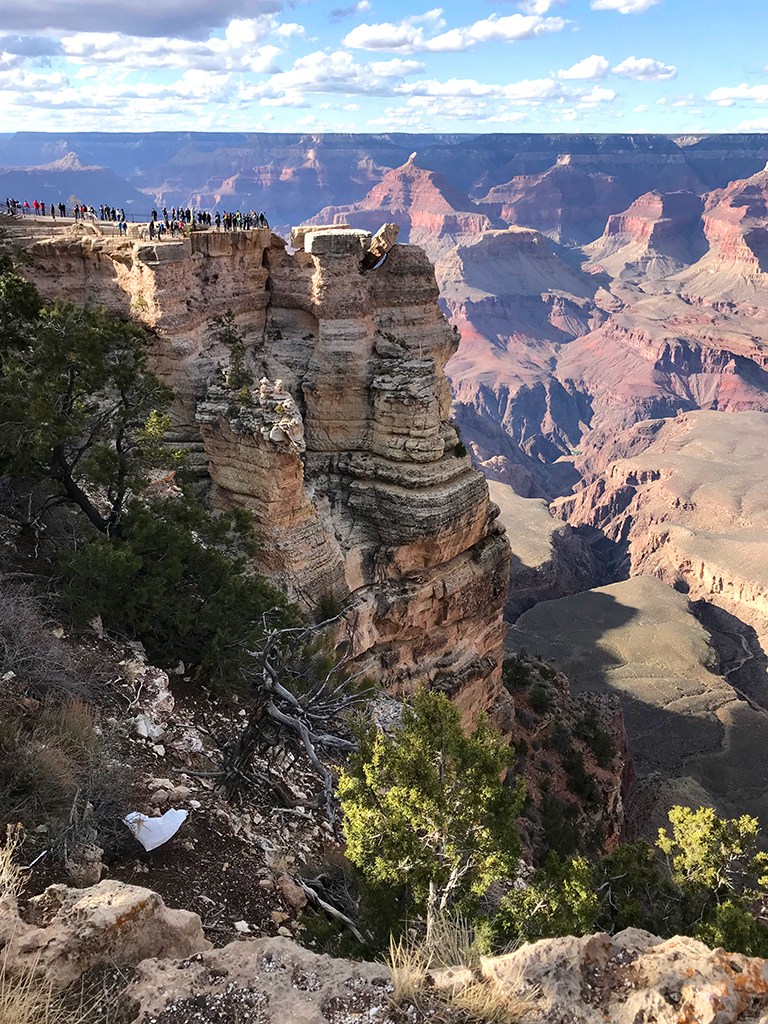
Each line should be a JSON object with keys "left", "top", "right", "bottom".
{"left": 519, "top": 0, "right": 565, "bottom": 12}
{"left": 591, "top": 0, "right": 660, "bottom": 12}
{"left": 632, "top": 103, "right": 648, "bottom": 112}
{"left": 59, "top": 17, "right": 290, "bottom": 74}
{"left": 276, "top": 22, "right": 305, "bottom": 37}
{"left": 737, "top": 117, "right": 768, "bottom": 130}
{"left": 557, "top": 54, "right": 609, "bottom": 80}
{"left": 369, "top": 58, "right": 426, "bottom": 76}
{"left": 579, "top": 85, "right": 617, "bottom": 104}
{"left": 503, "top": 77, "right": 564, "bottom": 102}
{"left": 707, "top": 83, "right": 768, "bottom": 105}
{"left": 343, "top": 11, "right": 567, "bottom": 53}
{"left": 0, "top": 68, "right": 69, "bottom": 93}
{"left": 247, "top": 48, "right": 427, "bottom": 103}
{"left": 612, "top": 56, "right": 676, "bottom": 80}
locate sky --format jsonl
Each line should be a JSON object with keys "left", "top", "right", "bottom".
{"left": 0, "top": 0, "right": 766, "bottom": 134}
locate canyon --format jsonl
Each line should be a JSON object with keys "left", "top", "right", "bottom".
{"left": 7, "top": 130, "right": 768, "bottom": 834}
{"left": 9, "top": 135, "right": 768, "bottom": 1008}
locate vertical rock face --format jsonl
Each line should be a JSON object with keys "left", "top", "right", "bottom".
{"left": 17, "top": 223, "right": 510, "bottom": 694}
{"left": 308, "top": 156, "right": 499, "bottom": 260}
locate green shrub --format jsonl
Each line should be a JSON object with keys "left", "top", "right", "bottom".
{"left": 59, "top": 495, "right": 297, "bottom": 689}
{"left": 575, "top": 706, "right": 616, "bottom": 769}
{"left": 696, "top": 900, "right": 768, "bottom": 958}
{"left": 564, "top": 750, "right": 601, "bottom": 809}
{"left": 339, "top": 690, "right": 523, "bottom": 921}
{"left": 529, "top": 682, "right": 552, "bottom": 716}
{"left": 502, "top": 654, "right": 530, "bottom": 691}
{"left": 595, "top": 841, "right": 682, "bottom": 936}
{"left": 496, "top": 854, "right": 598, "bottom": 943}
{"left": 540, "top": 794, "right": 580, "bottom": 858}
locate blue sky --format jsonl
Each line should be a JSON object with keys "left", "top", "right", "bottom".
{"left": 0, "top": 0, "right": 766, "bottom": 134}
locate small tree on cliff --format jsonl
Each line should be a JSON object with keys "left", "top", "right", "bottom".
{"left": 0, "top": 256, "right": 295, "bottom": 691}
{"left": 210, "top": 310, "right": 252, "bottom": 393}
{"left": 0, "top": 256, "right": 176, "bottom": 535}
{"left": 338, "top": 690, "right": 524, "bottom": 927}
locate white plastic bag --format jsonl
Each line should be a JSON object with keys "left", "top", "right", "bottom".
{"left": 123, "top": 808, "right": 188, "bottom": 852}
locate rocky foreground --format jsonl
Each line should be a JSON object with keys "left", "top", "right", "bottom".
{"left": 3, "top": 879, "right": 768, "bottom": 1024}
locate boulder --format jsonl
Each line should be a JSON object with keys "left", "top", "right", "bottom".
{"left": 0, "top": 880, "right": 209, "bottom": 990}
{"left": 482, "top": 928, "right": 768, "bottom": 1024}
{"left": 126, "top": 935, "right": 391, "bottom": 1024}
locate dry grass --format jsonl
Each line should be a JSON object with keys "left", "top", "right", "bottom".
{"left": 0, "top": 825, "right": 24, "bottom": 902}
{"left": 449, "top": 976, "right": 534, "bottom": 1024}
{"left": 386, "top": 915, "right": 535, "bottom": 1024}
{"left": 37, "top": 699, "right": 98, "bottom": 761}
{"left": 0, "top": 587, "right": 80, "bottom": 699}
{"left": 0, "top": 960, "right": 124, "bottom": 1024}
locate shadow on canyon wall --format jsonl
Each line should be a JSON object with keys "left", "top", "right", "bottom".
{"left": 508, "top": 588, "right": 768, "bottom": 835}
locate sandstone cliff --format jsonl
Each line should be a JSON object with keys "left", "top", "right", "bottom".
{"left": 307, "top": 154, "right": 499, "bottom": 260}
{"left": 14, "top": 222, "right": 510, "bottom": 694}
{"left": 584, "top": 189, "right": 707, "bottom": 279}
{"left": 479, "top": 155, "right": 635, "bottom": 246}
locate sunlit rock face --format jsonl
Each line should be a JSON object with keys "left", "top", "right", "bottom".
{"left": 18, "top": 223, "right": 510, "bottom": 695}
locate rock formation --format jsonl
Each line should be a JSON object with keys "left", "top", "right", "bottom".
{"left": 308, "top": 153, "right": 498, "bottom": 260}
{"left": 509, "top": 574, "right": 768, "bottom": 830}
{"left": 584, "top": 189, "right": 707, "bottom": 279}
{"left": 480, "top": 155, "right": 636, "bottom": 246}
{"left": 12, "top": 221, "right": 510, "bottom": 694}
{"left": 5, "top": 879, "right": 768, "bottom": 1024}
{"left": 556, "top": 410, "right": 768, "bottom": 622}
{"left": 0, "top": 880, "right": 208, "bottom": 990}
{"left": 488, "top": 927, "right": 768, "bottom": 1024}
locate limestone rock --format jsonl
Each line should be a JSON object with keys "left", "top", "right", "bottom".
{"left": 483, "top": 928, "right": 768, "bottom": 1024}
{"left": 275, "top": 873, "right": 308, "bottom": 912}
{"left": 0, "top": 880, "right": 209, "bottom": 990}
{"left": 126, "top": 935, "right": 392, "bottom": 1024}
{"left": 15, "top": 224, "right": 510, "bottom": 696}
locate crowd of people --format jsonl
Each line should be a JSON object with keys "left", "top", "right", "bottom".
{"left": 4, "top": 198, "right": 270, "bottom": 242}
{"left": 147, "top": 206, "right": 269, "bottom": 238}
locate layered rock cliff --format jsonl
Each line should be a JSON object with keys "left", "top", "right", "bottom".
{"left": 308, "top": 154, "right": 499, "bottom": 260}
{"left": 14, "top": 222, "right": 510, "bottom": 693}
{"left": 479, "top": 156, "right": 635, "bottom": 246}
{"left": 554, "top": 410, "right": 768, "bottom": 637}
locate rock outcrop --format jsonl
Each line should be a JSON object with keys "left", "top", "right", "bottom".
{"left": 480, "top": 155, "right": 636, "bottom": 246}
{"left": 127, "top": 935, "right": 392, "bottom": 1024}
{"left": 308, "top": 154, "right": 498, "bottom": 260}
{"left": 0, "top": 880, "right": 209, "bottom": 990}
{"left": 488, "top": 927, "right": 768, "bottom": 1024}
{"left": 556, "top": 410, "right": 768, "bottom": 633}
{"left": 584, "top": 189, "right": 707, "bottom": 279}
{"left": 7, "top": 880, "right": 768, "bottom": 1024}
{"left": 12, "top": 221, "right": 510, "bottom": 694}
